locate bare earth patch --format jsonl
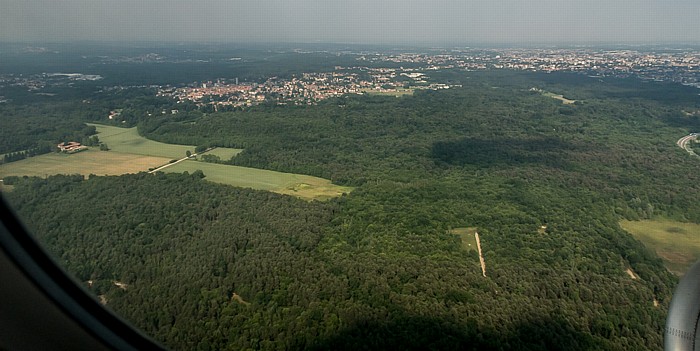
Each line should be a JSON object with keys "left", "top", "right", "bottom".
{"left": 231, "top": 293, "right": 250, "bottom": 306}
{"left": 113, "top": 281, "right": 128, "bottom": 290}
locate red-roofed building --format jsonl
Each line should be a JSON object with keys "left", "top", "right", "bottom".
{"left": 57, "top": 142, "right": 86, "bottom": 153}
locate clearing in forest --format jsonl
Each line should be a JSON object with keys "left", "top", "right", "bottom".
{"left": 89, "top": 123, "right": 242, "bottom": 159}
{"left": 0, "top": 124, "right": 350, "bottom": 200}
{"left": 620, "top": 219, "right": 700, "bottom": 275}
{"left": 531, "top": 88, "right": 576, "bottom": 104}
{"left": 542, "top": 91, "right": 576, "bottom": 104}
{"left": 450, "top": 227, "right": 478, "bottom": 252}
{"left": 0, "top": 150, "right": 170, "bottom": 178}
{"left": 360, "top": 88, "right": 415, "bottom": 97}
{"left": 201, "top": 147, "right": 243, "bottom": 161}
{"left": 231, "top": 293, "right": 250, "bottom": 306}
{"left": 163, "top": 160, "right": 353, "bottom": 201}
{"left": 450, "top": 227, "right": 486, "bottom": 277}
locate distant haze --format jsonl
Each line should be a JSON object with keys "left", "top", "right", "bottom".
{"left": 2, "top": 0, "right": 699, "bottom": 44}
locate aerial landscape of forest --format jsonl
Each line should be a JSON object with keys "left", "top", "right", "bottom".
{"left": 1, "top": 42, "right": 700, "bottom": 350}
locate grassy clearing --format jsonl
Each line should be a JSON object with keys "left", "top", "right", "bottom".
{"left": 620, "top": 219, "right": 700, "bottom": 275}
{"left": 89, "top": 123, "right": 195, "bottom": 159}
{"left": 1, "top": 124, "right": 348, "bottom": 200}
{"left": 91, "top": 124, "right": 242, "bottom": 160}
{"left": 542, "top": 91, "right": 576, "bottom": 104}
{"left": 201, "top": 147, "right": 243, "bottom": 161}
{"left": 450, "top": 227, "right": 478, "bottom": 252}
{"left": 0, "top": 149, "right": 170, "bottom": 178}
{"left": 360, "top": 88, "right": 415, "bottom": 97}
{"left": 164, "top": 160, "right": 353, "bottom": 201}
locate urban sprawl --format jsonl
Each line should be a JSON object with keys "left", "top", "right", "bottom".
{"left": 2, "top": 48, "right": 699, "bottom": 108}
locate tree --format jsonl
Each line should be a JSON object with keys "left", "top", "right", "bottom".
{"left": 100, "top": 143, "right": 109, "bottom": 151}
{"left": 186, "top": 150, "right": 192, "bottom": 158}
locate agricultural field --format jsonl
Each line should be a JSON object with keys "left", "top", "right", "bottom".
{"left": 0, "top": 149, "right": 170, "bottom": 178}
{"left": 1, "top": 124, "right": 347, "bottom": 200}
{"left": 450, "top": 227, "right": 478, "bottom": 252}
{"left": 164, "top": 160, "right": 352, "bottom": 201}
{"left": 620, "top": 219, "right": 700, "bottom": 275}
{"left": 202, "top": 147, "right": 243, "bottom": 161}
{"left": 89, "top": 124, "right": 197, "bottom": 159}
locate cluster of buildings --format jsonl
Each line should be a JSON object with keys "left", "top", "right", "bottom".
{"left": 57, "top": 142, "right": 86, "bottom": 153}
{"left": 362, "top": 48, "right": 700, "bottom": 88}
{"left": 2, "top": 47, "right": 699, "bottom": 107}
{"left": 158, "top": 68, "right": 457, "bottom": 108}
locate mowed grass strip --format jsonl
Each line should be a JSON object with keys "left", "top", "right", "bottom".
{"left": 620, "top": 219, "right": 700, "bottom": 275}
{"left": 450, "top": 227, "right": 478, "bottom": 252}
{"left": 164, "top": 160, "right": 352, "bottom": 201}
{"left": 0, "top": 149, "right": 170, "bottom": 178}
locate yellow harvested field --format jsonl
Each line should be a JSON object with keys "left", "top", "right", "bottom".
{"left": 0, "top": 150, "right": 170, "bottom": 178}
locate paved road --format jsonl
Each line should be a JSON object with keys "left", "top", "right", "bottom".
{"left": 677, "top": 134, "right": 698, "bottom": 156}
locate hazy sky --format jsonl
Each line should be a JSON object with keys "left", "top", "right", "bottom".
{"left": 1, "top": 0, "right": 699, "bottom": 44}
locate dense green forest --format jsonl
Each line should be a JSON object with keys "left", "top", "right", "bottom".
{"left": 4, "top": 69, "right": 700, "bottom": 350}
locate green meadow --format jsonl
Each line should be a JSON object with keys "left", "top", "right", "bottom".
{"left": 450, "top": 227, "right": 478, "bottom": 252}
{"left": 620, "top": 219, "right": 700, "bottom": 275}
{"left": 1, "top": 124, "right": 349, "bottom": 200}
{"left": 541, "top": 91, "right": 576, "bottom": 104}
{"left": 90, "top": 124, "right": 196, "bottom": 159}
{"left": 164, "top": 160, "right": 352, "bottom": 201}
{"left": 202, "top": 147, "right": 243, "bottom": 161}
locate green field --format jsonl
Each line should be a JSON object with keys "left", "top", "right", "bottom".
{"left": 92, "top": 124, "right": 242, "bottom": 160}
{"left": 620, "top": 219, "right": 700, "bottom": 275}
{"left": 1, "top": 124, "right": 349, "bottom": 200}
{"left": 164, "top": 160, "right": 352, "bottom": 201}
{"left": 202, "top": 147, "right": 243, "bottom": 161}
{"left": 90, "top": 123, "right": 195, "bottom": 159}
{"left": 0, "top": 149, "right": 170, "bottom": 178}
{"left": 542, "top": 91, "right": 576, "bottom": 104}
{"left": 450, "top": 227, "right": 478, "bottom": 252}
{"left": 361, "top": 88, "right": 415, "bottom": 97}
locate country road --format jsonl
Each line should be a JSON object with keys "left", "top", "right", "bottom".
{"left": 148, "top": 155, "right": 196, "bottom": 173}
{"left": 148, "top": 147, "right": 214, "bottom": 174}
{"left": 677, "top": 134, "right": 698, "bottom": 156}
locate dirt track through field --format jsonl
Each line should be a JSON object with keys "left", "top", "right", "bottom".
{"left": 475, "top": 231, "right": 486, "bottom": 277}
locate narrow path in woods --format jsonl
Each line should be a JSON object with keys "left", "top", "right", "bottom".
{"left": 475, "top": 231, "right": 486, "bottom": 277}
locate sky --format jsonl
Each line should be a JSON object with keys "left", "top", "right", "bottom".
{"left": 1, "top": 0, "right": 699, "bottom": 44}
